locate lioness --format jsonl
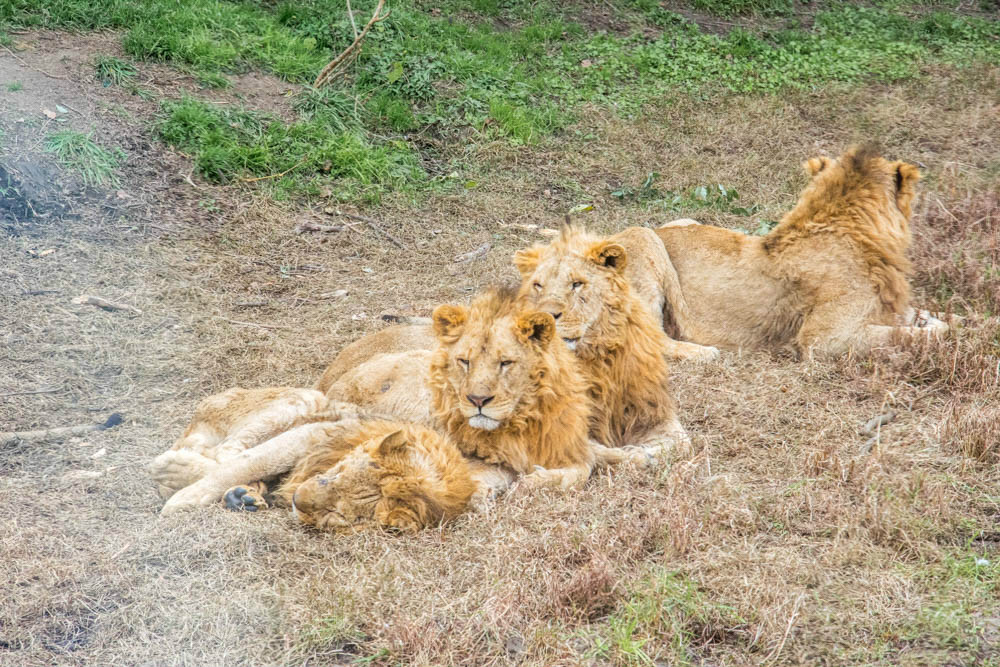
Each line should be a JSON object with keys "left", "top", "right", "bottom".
{"left": 513, "top": 226, "right": 690, "bottom": 453}
{"left": 645, "top": 146, "right": 950, "bottom": 358}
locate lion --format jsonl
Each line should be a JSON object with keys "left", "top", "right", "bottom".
{"left": 643, "top": 145, "right": 950, "bottom": 358}
{"left": 512, "top": 226, "right": 690, "bottom": 454}
{"left": 149, "top": 386, "right": 327, "bottom": 500}
{"left": 327, "top": 286, "right": 642, "bottom": 489}
{"left": 160, "top": 404, "right": 486, "bottom": 533}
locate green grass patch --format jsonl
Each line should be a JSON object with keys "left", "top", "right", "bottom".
{"left": 590, "top": 571, "right": 746, "bottom": 666}
{"left": 6, "top": 80, "right": 23, "bottom": 92}
{"left": 156, "top": 96, "right": 423, "bottom": 201}
{"left": 94, "top": 54, "right": 137, "bottom": 86}
{"left": 5, "top": 1, "right": 998, "bottom": 196}
{"left": 44, "top": 130, "right": 125, "bottom": 187}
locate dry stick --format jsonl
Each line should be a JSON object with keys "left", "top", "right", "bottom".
{"left": 1, "top": 413, "right": 123, "bottom": 447}
{"left": 215, "top": 317, "right": 292, "bottom": 331}
{"left": 240, "top": 157, "right": 308, "bottom": 183}
{"left": 313, "top": 0, "right": 389, "bottom": 87}
{"left": 764, "top": 593, "right": 805, "bottom": 665}
{"left": 297, "top": 221, "right": 347, "bottom": 233}
{"left": 341, "top": 212, "right": 407, "bottom": 249}
{"left": 72, "top": 295, "right": 143, "bottom": 315}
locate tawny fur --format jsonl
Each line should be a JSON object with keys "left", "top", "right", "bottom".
{"left": 645, "top": 146, "right": 941, "bottom": 357}
{"left": 326, "top": 288, "right": 601, "bottom": 488}
{"left": 315, "top": 324, "right": 435, "bottom": 394}
{"left": 427, "top": 287, "right": 594, "bottom": 474}
{"left": 278, "top": 420, "right": 477, "bottom": 534}
{"left": 148, "top": 387, "right": 327, "bottom": 499}
{"left": 514, "top": 227, "right": 688, "bottom": 452}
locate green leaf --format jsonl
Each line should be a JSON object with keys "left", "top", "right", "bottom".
{"left": 386, "top": 61, "right": 403, "bottom": 84}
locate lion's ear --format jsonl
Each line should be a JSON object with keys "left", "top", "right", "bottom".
{"left": 586, "top": 241, "right": 627, "bottom": 273}
{"left": 375, "top": 429, "right": 408, "bottom": 459}
{"left": 512, "top": 246, "right": 541, "bottom": 277}
{"left": 514, "top": 311, "right": 556, "bottom": 347}
{"left": 804, "top": 156, "right": 833, "bottom": 177}
{"left": 432, "top": 304, "right": 467, "bottom": 342}
{"left": 892, "top": 161, "right": 921, "bottom": 219}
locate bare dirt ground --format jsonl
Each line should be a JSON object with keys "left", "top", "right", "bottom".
{"left": 2, "top": 32, "right": 999, "bottom": 667}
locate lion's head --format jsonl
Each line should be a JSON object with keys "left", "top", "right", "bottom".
{"left": 430, "top": 287, "right": 563, "bottom": 431}
{"left": 766, "top": 145, "right": 921, "bottom": 315}
{"left": 288, "top": 423, "right": 473, "bottom": 534}
{"left": 513, "top": 225, "right": 631, "bottom": 354}
{"left": 428, "top": 287, "right": 591, "bottom": 471}
{"left": 799, "top": 145, "right": 921, "bottom": 223}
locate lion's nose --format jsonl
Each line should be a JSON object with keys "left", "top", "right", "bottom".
{"left": 467, "top": 394, "right": 494, "bottom": 408}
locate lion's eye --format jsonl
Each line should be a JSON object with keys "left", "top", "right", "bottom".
{"left": 572, "top": 281, "right": 584, "bottom": 290}
{"left": 533, "top": 282, "right": 542, "bottom": 291}
{"left": 500, "top": 360, "right": 513, "bottom": 369}
{"left": 457, "top": 358, "right": 469, "bottom": 369}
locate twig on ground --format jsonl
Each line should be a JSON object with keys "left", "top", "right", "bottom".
{"left": 234, "top": 300, "right": 270, "bottom": 308}
{"left": 2, "top": 45, "right": 69, "bottom": 81}
{"left": 340, "top": 212, "right": 407, "bottom": 249}
{"left": 454, "top": 241, "right": 492, "bottom": 263}
{"left": 764, "top": 593, "right": 805, "bottom": 665}
{"left": 297, "top": 221, "right": 347, "bottom": 234}
{"left": 241, "top": 158, "right": 308, "bottom": 183}
{"left": 313, "top": 0, "right": 390, "bottom": 87}
{"left": 69, "top": 293, "right": 139, "bottom": 313}
{"left": 215, "top": 317, "right": 292, "bottom": 331}
{"left": 0, "top": 386, "right": 62, "bottom": 398}
{"left": 860, "top": 411, "right": 897, "bottom": 436}
{"left": 72, "top": 295, "right": 143, "bottom": 315}
{"left": 1, "top": 413, "right": 123, "bottom": 447}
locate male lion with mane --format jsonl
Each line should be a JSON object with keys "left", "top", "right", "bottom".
{"left": 159, "top": 404, "right": 483, "bottom": 534}
{"left": 643, "top": 145, "right": 950, "bottom": 358}
{"left": 513, "top": 225, "right": 690, "bottom": 454}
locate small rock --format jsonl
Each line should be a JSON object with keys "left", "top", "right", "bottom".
{"left": 91, "top": 447, "right": 107, "bottom": 459}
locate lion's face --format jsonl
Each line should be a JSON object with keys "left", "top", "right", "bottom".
{"left": 431, "top": 296, "right": 556, "bottom": 431}
{"left": 290, "top": 444, "right": 383, "bottom": 534}
{"left": 513, "top": 230, "right": 627, "bottom": 351}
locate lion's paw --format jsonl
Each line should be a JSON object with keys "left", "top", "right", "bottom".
{"left": 149, "top": 450, "right": 217, "bottom": 497}
{"left": 693, "top": 345, "right": 721, "bottom": 362}
{"left": 620, "top": 445, "right": 658, "bottom": 468}
{"left": 224, "top": 485, "right": 269, "bottom": 512}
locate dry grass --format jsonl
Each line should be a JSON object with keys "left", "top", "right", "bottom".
{"left": 1, "top": 33, "right": 999, "bottom": 667}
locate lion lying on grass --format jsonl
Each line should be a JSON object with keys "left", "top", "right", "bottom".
{"left": 157, "top": 400, "right": 488, "bottom": 533}
{"left": 156, "top": 288, "right": 643, "bottom": 525}
{"left": 641, "top": 146, "right": 950, "bottom": 358}
{"left": 513, "top": 225, "right": 692, "bottom": 453}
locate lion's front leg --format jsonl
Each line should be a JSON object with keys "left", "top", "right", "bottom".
{"left": 662, "top": 338, "right": 721, "bottom": 362}
{"left": 627, "top": 417, "right": 690, "bottom": 460}
{"left": 520, "top": 462, "right": 593, "bottom": 490}
{"left": 149, "top": 449, "right": 219, "bottom": 500}
{"left": 160, "top": 421, "right": 342, "bottom": 516}
{"left": 467, "top": 462, "right": 517, "bottom": 512}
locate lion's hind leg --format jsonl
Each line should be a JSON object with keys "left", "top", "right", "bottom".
{"left": 149, "top": 449, "right": 219, "bottom": 500}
